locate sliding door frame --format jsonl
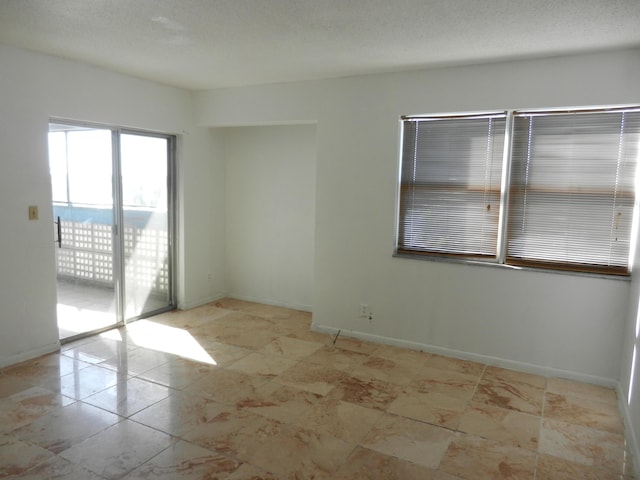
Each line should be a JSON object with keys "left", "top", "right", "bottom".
{"left": 119, "top": 127, "right": 177, "bottom": 323}
{"left": 50, "top": 118, "right": 177, "bottom": 343}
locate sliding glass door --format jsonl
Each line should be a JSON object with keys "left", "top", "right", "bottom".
{"left": 49, "top": 124, "right": 119, "bottom": 340}
{"left": 48, "top": 122, "right": 175, "bottom": 341}
{"left": 120, "top": 132, "right": 173, "bottom": 319}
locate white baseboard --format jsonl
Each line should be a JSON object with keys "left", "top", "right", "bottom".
{"left": 225, "top": 294, "right": 312, "bottom": 313}
{"left": 311, "top": 324, "right": 617, "bottom": 388}
{"left": 617, "top": 384, "right": 640, "bottom": 478}
{"left": 178, "top": 293, "right": 312, "bottom": 313}
{"left": 0, "top": 342, "right": 61, "bottom": 369}
{"left": 178, "top": 292, "right": 226, "bottom": 311}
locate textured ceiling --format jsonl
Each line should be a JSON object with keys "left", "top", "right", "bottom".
{"left": 0, "top": 0, "right": 639, "bottom": 91}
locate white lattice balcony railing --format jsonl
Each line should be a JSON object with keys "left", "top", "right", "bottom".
{"left": 55, "top": 221, "right": 169, "bottom": 295}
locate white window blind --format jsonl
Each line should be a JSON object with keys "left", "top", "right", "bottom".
{"left": 507, "top": 109, "right": 640, "bottom": 274}
{"left": 398, "top": 113, "right": 507, "bottom": 257}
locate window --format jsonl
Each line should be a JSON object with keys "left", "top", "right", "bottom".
{"left": 397, "top": 107, "right": 640, "bottom": 275}
{"left": 48, "top": 128, "right": 113, "bottom": 206}
{"left": 398, "top": 113, "right": 507, "bottom": 257}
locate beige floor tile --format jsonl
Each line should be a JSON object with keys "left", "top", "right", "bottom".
{"left": 59, "top": 419, "right": 175, "bottom": 480}
{"left": 247, "top": 422, "right": 354, "bottom": 479}
{"left": 207, "top": 311, "right": 289, "bottom": 335}
{"left": 361, "top": 413, "right": 454, "bottom": 468}
{"left": 213, "top": 325, "right": 281, "bottom": 350}
{"left": 326, "top": 374, "right": 400, "bottom": 410}
{"left": 11, "top": 401, "right": 120, "bottom": 454}
{"left": 10, "top": 455, "right": 105, "bottom": 480}
{"left": 151, "top": 306, "right": 230, "bottom": 330}
{"left": 182, "top": 408, "right": 282, "bottom": 462}
{"left": 387, "top": 386, "right": 467, "bottom": 429}
{"left": 61, "top": 337, "right": 136, "bottom": 366}
{"left": 186, "top": 323, "right": 239, "bottom": 345}
{"left": 538, "top": 418, "right": 628, "bottom": 473}
{"left": 97, "top": 347, "right": 174, "bottom": 376}
{"left": 546, "top": 377, "right": 618, "bottom": 404}
{"left": 135, "top": 356, "right": 220, "bottom": 390}
{"left": 184, "top": 302, "right": 234, "bottom": 320}
{"left": 225, "top": 463, "right": 278, "bottom": 479}
{"left": 227, "top": 352, "right": 298, "bottom": 378}
{"left": 259, "top": 336, "right": 324, "bottom": 359}
{"left": 118, "top": 319, "right": 240, "bottom": 364}
{"left": 371, "top": 344, "right": 431, "bottom": 368}
{"left": 304, "top": 345, "right": 370, "bottom": 373}
{"left": 274, "top": 316, "right": 324, "bottom": 334}
{"left": 535, "top": 453, "right": 635, "bottom": 480}
{"left": 544, "top": 391, "right": 624, "bottom": 434}
{"left": 482, "top": 366, "right": 547, "bottom": 390}
{"left": 332, "top": 336, "right": 379, "bottom": 355}
{"left": 236, "top": 382, "right": 322, "bottom": 424}
{"left": 3, "top": 354, "right": 91, "bottom": 385}
{"left": 294, "top": 398, "right": 383, "bottom": 444}
{"left": 457, "top": 403, "right": 540, "bottom": 450}
{"left": 0, "top": 387, "right": 70, "bottom": 434}
{"left": 52, "top": 364, "right": 129, "bottom": 401}
{"left": 275, "top": 361, "right": 348, "bottom": 395}
{"left": 197, "top": 341, "right": 254, "bottom": 367}
{"left": 269, "top": 312, "right": 314, "bottom": 331}
{"left": 0, "top": 374, "right": 34, "bottom": 399}
{"left": 351, "top": 356, "right": 420, "bottom": 386}
{"left": 183, "top": 368, "right": 269, "bottom": 405}
{"left": 285, "top": 328, "right": 332, "bottom": 345}
{"left": 426, "top": 354, "right": 486, "bottom": 376}
{"left": 434, "top": 472, "right": 467, "bottom": 480}
{"left": 0, "top": 433, "right": 55, "bottom": 478}
{"left": 212, "top": 298, "right": 271, "bottom": 314}
{"left": 334, "top": 446, "right": 438, "bottom": 479}
{"left": 124, "top": 440, "right": 239, "bottom": 479}
{"left": 130, "top": 390, "right": 227, "bottom": 437}
{"left": 440, "top": 433, "right": 536, "bottom": 480}
{"left": 410, "top": 367, "right": 478, "bottom": 401}
{"left": 83, "top": 377, "right": 172, "bottom": 417}
{"left": 213, "top": 299, "right": 309, "bottom": 326}
{"left": 472, "top": 378, "right": 544, "bottom": 415}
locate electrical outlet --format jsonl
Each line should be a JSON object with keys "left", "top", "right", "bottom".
{"left": 360, "top": 304, "right": 368, "bottom": 317}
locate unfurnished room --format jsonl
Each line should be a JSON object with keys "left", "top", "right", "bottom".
{"left": 0, "top": 1, "right": 640, "bottom": 479}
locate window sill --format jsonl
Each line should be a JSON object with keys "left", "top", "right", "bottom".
{"left": 392, "top": 252, "right": 632, "bottom": 282}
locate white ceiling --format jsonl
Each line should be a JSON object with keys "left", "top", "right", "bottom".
{"left": 0, "top": 0, "right": 639, "bottom": 91}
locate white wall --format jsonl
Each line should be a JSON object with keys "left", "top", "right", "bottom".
{"left": 0, "top": 44, "right": 225, "bottom": 366}
{"left": 177, "top": 126, "right": 227, "bottom": 310}
{"left": 196, "top": 48, "right": 640, "bottom": 384}
{"left": 222, "top": 125, "right": 317, "bottom": 311}
{"left": 619, "top": 197, "right": 640, "bottom": 475}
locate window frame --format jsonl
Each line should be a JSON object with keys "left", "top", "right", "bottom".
{"left": 394, "top": 105, "right": 640, "bottom": 278}
{"left": 397, "top": 111, "right": 508, "bottom": 261}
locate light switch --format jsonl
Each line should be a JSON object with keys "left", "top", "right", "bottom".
{"left": 28, "top": 205, "right": 38, "bottom": 220}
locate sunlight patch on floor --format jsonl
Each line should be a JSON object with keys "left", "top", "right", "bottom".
{"left": 57, "top": 303, "right": 116, "bottom": 338}
{"left": 102, "top": 320, "right": 216, "bottom": 365}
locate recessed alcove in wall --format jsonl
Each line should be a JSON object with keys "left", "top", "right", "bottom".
{"left": 221, "top": 124, "right": 318, "bottom": 311}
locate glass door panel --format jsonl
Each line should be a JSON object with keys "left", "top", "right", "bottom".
{"left": 48, "top": 124, "right": 119, "bottom": 340}
{"left": 120, "top": 133, "right": 172, "bottom": 319}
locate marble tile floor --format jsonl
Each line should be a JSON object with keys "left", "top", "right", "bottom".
{"left": 0, "top": 298, "right": 635, "bottom": 479}
{"left": 56, "top": 279, "right": 169, "bottom": 341}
